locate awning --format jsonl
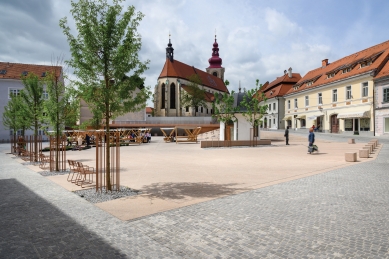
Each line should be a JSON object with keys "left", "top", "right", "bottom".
{"left": 307, "top": 114, "right": 322, "bottom": 120}
{"left": 282, "top": 116, "right": 292, "bottom": 121}
{"left": 296, "top": 115, "right": 306, "bottom": 119}
{"left": 337, "top": 111, "right": 370, "bottom": 119}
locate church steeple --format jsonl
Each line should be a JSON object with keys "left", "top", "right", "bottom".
{"left": 206, "top": 33, "right": 225, "bottom": 80}
{"left": 208, "top": 34, "right": 222, "bottom": 68}
{"left": 166, "top": 34, "right": 174, "bottom": 62}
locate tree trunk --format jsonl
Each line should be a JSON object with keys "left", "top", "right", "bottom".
{"left": 34, "top": 119, "right": 38, "bottom": 163}
{"left": 105, "top": 110, "right": 111, "bottom": 191}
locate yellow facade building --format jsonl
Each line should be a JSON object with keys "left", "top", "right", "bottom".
{"left": 283, "top": 40, "right": 389, "bottom": 136}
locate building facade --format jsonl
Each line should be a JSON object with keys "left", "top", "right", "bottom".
{"left": 259, "top": 67, "right": 301, "bottom": 130}
{"left": 283, "top": 40, "right": 389, "bottom": 135}
{"left": 0, "top": 62, "right": 62, "bottom": 141}
{"left": 154, "top": 36, "right": 229, "bottom": 117}
{"left": 373, "top": 60, "right": 389, "bottom": 136}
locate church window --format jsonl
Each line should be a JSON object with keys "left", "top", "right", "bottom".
{"left": 213, "top": 72, "right": 218, "bottom": 77}
{"left": 161, "top": 84, "right": 165, "bottom": 109}
{"left": 170, "top": 83, "right": 176, "bottom": 109}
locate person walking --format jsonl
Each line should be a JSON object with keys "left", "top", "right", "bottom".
{"left": 284, "top": 126, "right": 290, "bottom": 145}
{"left": 308, "top": 127, "right": 315, "bottom": 154}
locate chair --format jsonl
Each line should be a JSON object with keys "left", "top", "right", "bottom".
{"left": 67, "top": 160, "right": 81, "bottom": 183}
{"left": 76, "top": 161, "right": 95, "bottom": 188}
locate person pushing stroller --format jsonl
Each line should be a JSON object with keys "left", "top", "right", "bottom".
{"left": 308, "top": 128, "right": 318, "bottom": 154}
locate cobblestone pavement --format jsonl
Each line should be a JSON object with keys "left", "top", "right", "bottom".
{"left": 0, "top": 133, "right": 388, "bottom": 258}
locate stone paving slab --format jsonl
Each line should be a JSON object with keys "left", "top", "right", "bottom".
{"left": 0, "top": 132, "right": 388, "bottom": 258}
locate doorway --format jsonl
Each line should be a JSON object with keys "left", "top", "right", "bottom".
{"left": 354, "top": 119, "right": 359, "bottom": 135}
{"left": 331, "top": 114, "right": 339, "bottom": 133}
{"left": 225, "top": 121, "right": 234, "bottom": 141}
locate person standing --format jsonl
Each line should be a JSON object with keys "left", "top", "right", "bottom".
{"left": 85, "top": 134, "right": 91, "bottom": 147}
{"left": 284, "top": 126, "right": 290, "bottom": 145}
{"left": 308, "top": 128, "right": 315, "bottom": 153}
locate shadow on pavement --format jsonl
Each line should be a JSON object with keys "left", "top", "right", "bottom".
{"left": 0, "top": 179, "right": 126, "bottom": 258}
{"left": 142, "top": 182, "right": 249, "bottom": 200}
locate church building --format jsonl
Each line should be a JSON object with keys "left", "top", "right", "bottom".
{"left": 153, "top": 36, "right": 229, "bottom": 117}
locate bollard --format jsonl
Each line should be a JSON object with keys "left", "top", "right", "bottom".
{"left": 345, "top": 152, "right": 357, "bottom": 162}
{"left": 359, "top": 149, "right": 369, "bottom": 158}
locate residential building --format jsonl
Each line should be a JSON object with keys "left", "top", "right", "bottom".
{"left": 373, "top": 59, "right": 389, "bottom": 136}
{"left": 0, "top": 62, "right": 62, "bottom": 141}
{"left": 284, "top": 40, "right": 389, "bottom": 135}
{"left": 260, "top": 67, "right": 301, "bottom": 130}
{"left": 154, "top": 36, "right": 229, "bottom": 117}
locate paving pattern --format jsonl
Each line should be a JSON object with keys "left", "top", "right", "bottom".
{"left": 0, "top": 133, "right": 388, "bottom": 258}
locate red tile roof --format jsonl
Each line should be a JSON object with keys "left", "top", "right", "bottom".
{"left": 159, "top": 59, "right": 228, "bottom": 93}
{"left": 0, "top": 62, "right": 62, "bottom": 80}
{"left": 146, "top": 107, "right": 154, "bottom": 113}
{"left": 286, "top": 40, "right": 389, "bottom": 95}
{"left": 258, "top": 73, "right": 301, "bottom": 100}
{"left": 375, "top": 55, "right": 389, "bottom": 80}
{"left": 181, "top": 84, "right": 215, "bottom": 102}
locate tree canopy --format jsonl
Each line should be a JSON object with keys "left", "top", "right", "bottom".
{"left": 180, "top": 74, "right": 208, "bottom": 117}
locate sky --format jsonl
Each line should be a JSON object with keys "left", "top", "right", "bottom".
{"left": 1, "top": 0, "right": 389, "bottom": 106}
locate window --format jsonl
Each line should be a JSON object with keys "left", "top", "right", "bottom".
{"left": 318, "top": 93, "right": 323, "bottom": 105}
{"left": 42, "top": 90, "right": 49, "bottom": 100}
{"left": 9, "top": 88, "right": 21, "bottom": 98}
{"left": 268, "top": 104, "right": 271, "bottom": 111}
{"left": 161, "top": 84, "right": 165, "bottom": 109}
{"left": 206, "top": 108, "right": 209, "bottom": 114}
{"left": 305, "top": 96, "right": 309, "bottom": 107}
{"left": 342, "top": 67, "right": 351, "bottom": 74}
{"left": 301, "top": 119, "right": 306, "bottom": 127}
{"left": 185, "top": 106, "right": 189, "bottom": 112}
{"left": 344, "top": 119, "right": 353, "bottom": 131}
{"left": 201, "top": 107, "right": 203, "bottom": 113}
{"left": 360, "top": 118, "right": 370, "bottom": 131}
{"left": 273, "top": 118, "right": 275, "bottom": 124}
{"left": 213, "top": 72, "right": 218, "bottom": 77}
{"left": 385, "top": 118, "right": 389, "bottom": 133}
{"left": 41, "top": 72, "right": 46, "bottom": 77}
{"left": 170, "top": 84, "right": 176, "bottom": 109}
{"left": 327, "top": 72, "right": 335, "bottom": 79}
{"left": 346, "top": 86, "right": 352, "bottom": 100}
{"left": 362, "top": 82, "right": 368, "bottom": 97}
{"left": 332, "top": 89, "right": 337, "bottom": 102}
{"left": 287, "top": 100, "right": 291, "bottom": 109}
{"left": 22, "top": 71, "right": 28, "bottom": 76}
{"left": 273, "top": 103, "right": 276, "bottom": 110}
{"left": 0, "top": 69, "right": 6, "bottom": 75}
{"left": 307, "top": 81, "right": 313, "bottom": 86}
{"left": 360, "top": 61, "right": 372, "bottom": 68}
{"left": 384, "top": 88, "right": 389, "bottom": 103}
{"left": 294, "top": 98, "right": 298, "bottom": 108}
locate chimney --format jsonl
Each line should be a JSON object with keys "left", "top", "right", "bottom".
{"left": 288, "top": 67, "right": 292, "bottom": 78}
{"left": 284, "top": 70, "right": 287, "bottom": 75}
{"left": 322, "top": 59, "right": 328, "bottom": 67}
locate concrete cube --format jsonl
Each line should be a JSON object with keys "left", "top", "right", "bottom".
{"left": 348, "top": 138, "right": 355, "bottom": 144}
{"left": 367, "top": 144, "right": 374, "bottom": 152}
{"left": 345, "top": 152, "right": 357, "bottom": 162}
{"left": 359, "top": 149, "right": 369, "bottom": 158}
{"left": 362, "top": 146, "right": 371, "bottom": 154}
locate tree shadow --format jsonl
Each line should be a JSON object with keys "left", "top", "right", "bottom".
{"left": 0, "top": 179, "right": 126, "bottom": 258}
{"left": 141, "top": 182, "right": 249, "bottom": 200}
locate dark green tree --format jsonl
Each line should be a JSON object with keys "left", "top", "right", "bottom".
{"left": 60, "top": 0, "right": 150, "bottom": 190}
{"left": 180, "top": 74, "right": 208, "bottom": 117}
{"left": 20, "top": 73, "right": 46, "bottom": 162}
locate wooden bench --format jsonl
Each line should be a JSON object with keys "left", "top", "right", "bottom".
{"left": 67, "top": 160, "right": 81, "bottom": 183}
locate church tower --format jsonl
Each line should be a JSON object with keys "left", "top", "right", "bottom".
{"left": 166, "top": 35, "right": 174, "bottom": 62}
{"left": 206, "top": 35, "right": 225, "bottom": 81}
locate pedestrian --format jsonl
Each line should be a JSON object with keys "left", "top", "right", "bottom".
{"left": 308, "top": 127, "right": 315, "bottom": 153}
{"left": 312, "top": 125, "right": 316, "bottom": 132}
{"left": 85, "top": 134, "right": 91, "bottom": 147}
{"left": 284, "top": 126, "right": 290, "bottom": 145}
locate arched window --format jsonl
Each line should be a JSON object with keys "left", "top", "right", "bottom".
{"left": 170, "top": 83, "right": 176, "bottom": 109}
{"left": 212, "top": 72, "right": 218, "bottom": 77}
{"left": 161, "top": 84, "right": 165, "bottom": 109}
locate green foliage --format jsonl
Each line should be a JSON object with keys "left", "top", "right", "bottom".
{"left": 224, "top": 79, "right": 230, "bottom": 87}
{"left": 2, "top": 94, "right": 31, "bottom": 141}
{"left": 60, "top": 0, "right": 150, "bottom": 189}
{"left": 180, "top": 74, "right": 208, "bottom": 116}
{"left": 240, "top": 82, "right": 268, "bottom": 128}
{"left": 212, "top": 90, "right": 239, "bottom": 124}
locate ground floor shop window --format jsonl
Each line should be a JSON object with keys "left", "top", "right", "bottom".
{"left": 360, "top": 118, "right": 370, "bottom": 131}
{"left": 385, "top": 118, "right": 389, "bottom": 133}
{"left": 344, "top": 119, "right": 353, "bottom": 131}
{"left": 300, "top": 119, "right": 306, "bottom": 127}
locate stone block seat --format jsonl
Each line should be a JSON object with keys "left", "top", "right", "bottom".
{"left": 345, "top": 152, "right": 357, "bottom": 162}
{"left": 348, "top": 138, "right": 355, "bottom": 144}
{"left": 359, "top": 149, "right": 369, "bottom": 158}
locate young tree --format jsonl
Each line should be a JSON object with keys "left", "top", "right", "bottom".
{"left": 239, "top": 81, "right": 268, "bottom": 138}
{"left": 44, "top": 65, "right": 80, "bottom": 171}
{"left": 212, "top": 90, "right": 239, "bottom": 125}
{"left": 180, "top": 74, "right": 208, "bottom": 117}
{"left": 60, "top": 0, "right": 150, "bottom": 190}
{"left": 2, "top": 94, "right": 30, "bottom": 151}
{"left": 20, "top": 73, "right": 46, "bottom": 162}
